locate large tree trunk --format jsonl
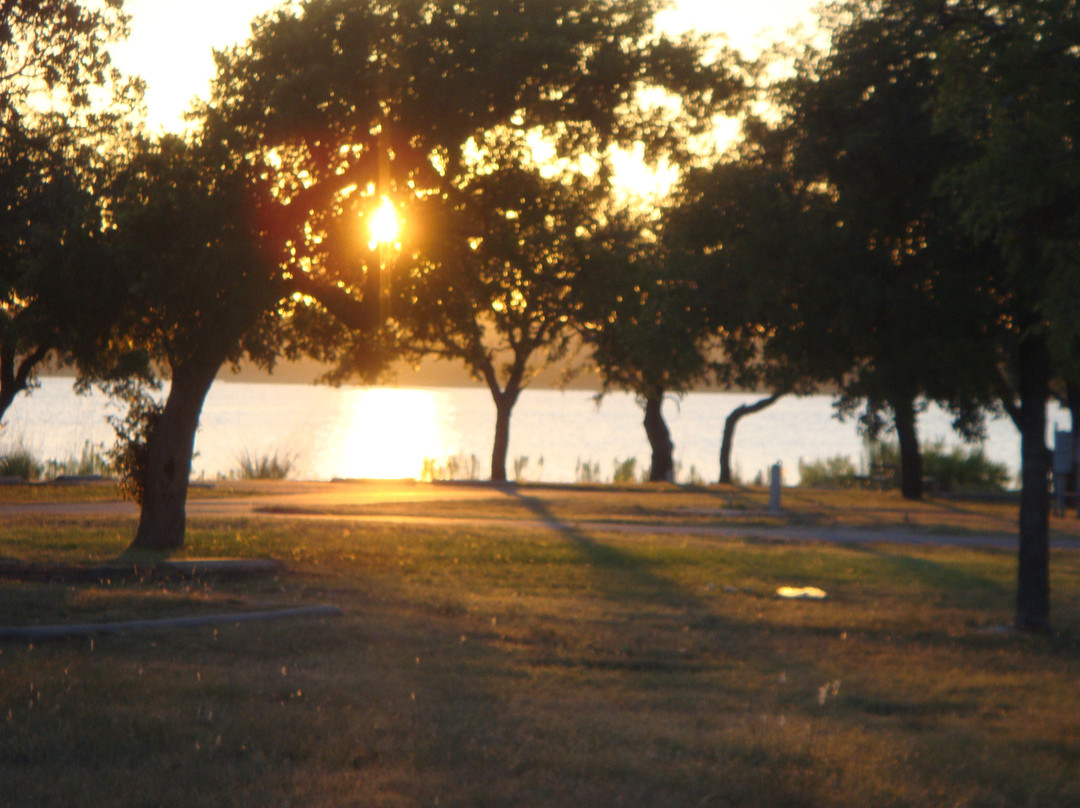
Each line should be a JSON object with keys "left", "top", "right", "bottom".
{"left": 719, "top": 393, "right": 783, "bottom": 484}
{"left": 130, "top": 359, "right": 220, "bottom": 551}
{"left": 643, "top": 391, "right": 674, "bottom": 482}
{"left": 891, "top": 395, "right": 923, "bottom": 500}
{"left": 1015, "top": 332, "right": 1051, "bottom": 631}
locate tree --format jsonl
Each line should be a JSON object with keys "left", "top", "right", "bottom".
{"left": 102, "top": 134, "right": 319, "bottom": 550}
{"left": 90, "top": 0, "right": 730, "bottom": 548}
{"left": 717, "top": 393, "right": 783, "bottom": 486}
{"left": 205, "top": 0, "right": 734, "bottom": 482}
{"left": 931, "top": 0, "right": 1080, "bottom": 629}
{"left": 724, "top": 1, "right": 1004, "bottom": 500}
{"left": 669, "top": 161, "right": 837, "bottom": 485}
{"left": 401, "top": 158, "right": 601, "bottom": 481}
{"left": 575, "top": 216, "right": 716, "bottom": 482}
{"left": 0, "top": 0, "right": 135, "bottom": 423}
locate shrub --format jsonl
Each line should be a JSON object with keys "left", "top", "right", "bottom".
{"left": 799, "top": 440, "right": 1012, "bottom": 493}
{"left": 235, "top": 450, "right": 294, "bottom": 480}
{"left": 0, "top": 444, "right": 44, "bottom": 480}
{"left": 575, "top": 458, "right": 602, "bottom": 483}
{"left": 45, "top": 441, "right": 112, "bottom": 478}
{"left": 421, "top": 453, "right": 480, "bottom": 481}
{"left": 683, "top": 464, "right": 706, "bottom": 486}
{"left": 921, "top": 440, "right": 1011, "bottom": 492}
{"left": 513, "top": 455, "right": 543, "bottom": 482}
{"left": 105, "top": 380, "right": 164, "bottom": 504}
{"left": 612, "top": 457, "right": 639, "bottom": 484}
{"left": 797, "top": 455, "right": 859, "bottom": 488}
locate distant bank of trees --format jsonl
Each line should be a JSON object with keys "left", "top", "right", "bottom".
{"left": 4, "top": 0, "right": 1077, "bottom": 630}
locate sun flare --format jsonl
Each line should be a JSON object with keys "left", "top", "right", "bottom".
{"left": 367, "top": 196, "right": 401, "bottom": 249}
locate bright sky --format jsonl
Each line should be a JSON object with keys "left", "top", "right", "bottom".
{"left": 110, "top": 0, "right": 820, "bottom": 133}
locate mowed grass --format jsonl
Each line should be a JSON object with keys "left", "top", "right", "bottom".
{"left": 1, "top": 486, "right": 1079, "bottom": 807}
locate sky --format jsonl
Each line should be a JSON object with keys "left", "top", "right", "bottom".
{"left": 110, "top": 0, "right": 821, "bottom": 133}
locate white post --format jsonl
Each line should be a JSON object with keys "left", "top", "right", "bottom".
{"left": 768, "top": 462, "right": 783, "bottom": 514}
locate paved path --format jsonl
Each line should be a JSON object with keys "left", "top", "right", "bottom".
{"left": 4, "top": 480, "right": 1080, "bottom": 551}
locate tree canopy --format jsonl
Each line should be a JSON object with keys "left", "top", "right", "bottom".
{"left": 0, "top": 0, "right": 136, "bottom": 424}
{"left": 685, "top": 0, "right": 1006, "bottom": 500}
{"left": 200, "top": 0, "right": 736, "bottom": 482}
{"left": 930, "top": 0, "right": 1080, "bottom": 629}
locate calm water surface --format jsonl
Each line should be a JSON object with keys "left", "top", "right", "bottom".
{"left": 3, "top": 377, "right": 1042, "bottom": 485}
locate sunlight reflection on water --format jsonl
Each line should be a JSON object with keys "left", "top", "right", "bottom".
{"left": 1, "top": 378, "right": 1035, "bottom": 485}
{"left": 323, "top": 388, "right": 451, "bottom": 479}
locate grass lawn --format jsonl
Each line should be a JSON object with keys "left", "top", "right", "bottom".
{"left": 1, "top": 484, "right": 1078, "bottom": 807}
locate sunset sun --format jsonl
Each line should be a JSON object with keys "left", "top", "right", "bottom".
{"left": 367, "top": 196, "right": 401, "bottom": 250}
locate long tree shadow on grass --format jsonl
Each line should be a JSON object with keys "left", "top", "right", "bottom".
{"left": 843, "top": 542, "right": 1014, "bottom": 611}
{"left": 509, "top": 490, "right": 700, "bottom": 609}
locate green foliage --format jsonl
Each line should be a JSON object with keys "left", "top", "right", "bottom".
{"left": 798, "top": 455, "right": 860, "bottom": 489}
{"left": 575, "top": 458, "right": 602, "bottom": 484}
{"left": 0, "top": 1, "right": 137, "bottom": 425}
{"left": 868, "top": 439, "right": 1011, "bottom": 494}
{"left": 512, "top": 455, "right": 543, "bottom": 483}
{"left": 934, "top": 0, "right": 1080, "bottom": 359}
{"left": 421, "top": 454, "right": 480, "bottom": 482}
{"left": 0, "top": 1, "right": 130, "bottom": 110}
{"left": 0, "top": 443, "right": 43, "bottom": 480}
{"left": 207, "top": 0, "right": 733, "bottom": 482}
{"left": 104, "top": 381, "right": 163, "bottom": 505}
{"left": 612, "top": 457, "right": 641, "bottom": 484}
{"left": 680, "top": 0, "right": 1002, "bottom": 445}
{"left": 234, "top": 450, "right": 295, "bottom": 480}
{"left": 44, "top": 441, "right": 111, "bottom": 478}
{"left": 800, "top": 441, "right": 1011, "bottom": 493}
{"left": 682, "top": 464, "right": 705, "bottom": 486}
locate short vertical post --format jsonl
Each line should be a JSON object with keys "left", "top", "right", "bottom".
{"left": 1053, "top": 430, "right": 1072, "bottom": 517}
{"left": 768, "top": 462, "right": 782, "bottom": 514}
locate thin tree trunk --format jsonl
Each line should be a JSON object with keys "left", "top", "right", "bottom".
{"left": 719, "top": 393, "right": 783, "bottom": 484}
{"left": 1016, "top": 332, "right": 1051, "bottom": 631}
{"left": 892, "top": 395, "right": 923, "bottom": 500}
{"left": 490, "top": 391, "right": 515, "bottom": 483}
{"left": 1066, "top": 382, "right": 1080, "bottom": 507}
{"left": 643, "top": 391, "right": 674, "bottom": 482}
{"left": 477, "top": 348, "right": 528, "bottom": 484}
{"left": 130, "top": 360, "right": 220, "bottom": 551}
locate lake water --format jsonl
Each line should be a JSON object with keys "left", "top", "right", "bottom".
{"left": 0, "top": 377, "right": 1051, "bottom": 486}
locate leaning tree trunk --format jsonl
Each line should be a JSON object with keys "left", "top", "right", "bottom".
{"left": 719, "top": 393, "right": 784, "bottom": 484}
{"left": 130, "top": 359, "right": 220, "bottom": 551}
{"left": 891, "top": 395, "right": 923, "bottom": 500}
{"left": 0, "top": 344, "right": 50, "bottom": 426}
{"left": 643, "top": 391, "right": 674, "bottom": 482}
{"left": 1015, "top": 332, "right": 1051, "bottom": 631}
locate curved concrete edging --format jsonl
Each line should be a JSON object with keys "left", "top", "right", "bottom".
{"left": 0, "top": 557, "right": 285, "bottom": 584}
{"left": 0, "top": 605, "right": 343, "bottom": 642}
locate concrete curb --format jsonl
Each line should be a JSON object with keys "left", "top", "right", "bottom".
{"left": 0, "top": 605, "right": 343, "bottom": 642}
{"left": 0, "top": 557, "right": 285, "bottom": 583}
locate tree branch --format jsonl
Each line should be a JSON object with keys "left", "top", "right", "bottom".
{"left": 997, "top": 366, "right": 1022, "bottom": 429}
{"left": 287, "top": 271, "right": 376, "bottom": 333}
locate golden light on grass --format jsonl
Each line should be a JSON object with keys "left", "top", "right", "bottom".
{"left": 367, "top": 195, "right": 401, "bottom": 250}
